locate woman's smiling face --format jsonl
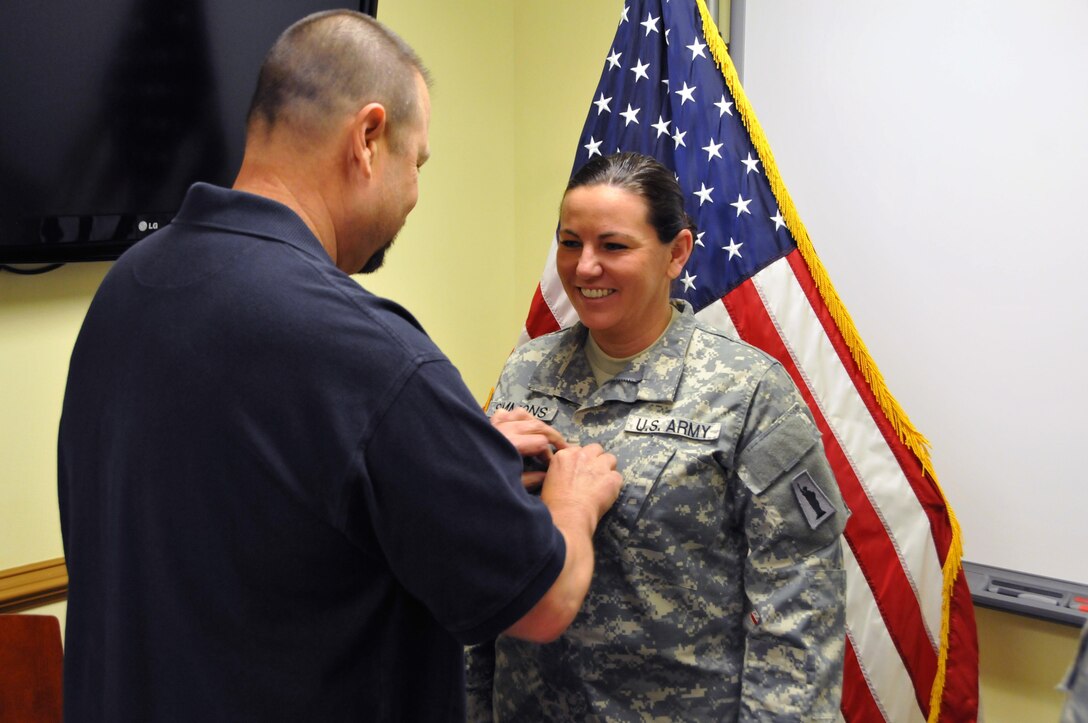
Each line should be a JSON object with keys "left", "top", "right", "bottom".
{"left": 556, "top": 183, "right": 689, "bottom": 358}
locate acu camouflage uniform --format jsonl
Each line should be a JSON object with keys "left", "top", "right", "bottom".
{"left": 467, "top": 301, "right": 847, "bottom": 722}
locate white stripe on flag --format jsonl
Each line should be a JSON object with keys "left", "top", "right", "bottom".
{"left": 519, "top": 241, "right": 575, "bottom": 347}
{"left": 541, "top": 238, "right": 577, "bottom": 329}
{"left": 693, "top": 297, "right": 739, "bottom": 338}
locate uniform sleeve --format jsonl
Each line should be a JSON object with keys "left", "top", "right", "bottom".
{"left": 361, "top": 357, "right": 565, "bottom": 645}
{"left": 732, "top": 364, "right": 848, "bottom": 722}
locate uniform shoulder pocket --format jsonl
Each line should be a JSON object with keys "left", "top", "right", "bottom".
{"left": 736, "top": 411, "right": 818, "bottom": 495}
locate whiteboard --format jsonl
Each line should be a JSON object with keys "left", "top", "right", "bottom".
{"left": 740, "top": 1, "right": 1088, "bottom": 585}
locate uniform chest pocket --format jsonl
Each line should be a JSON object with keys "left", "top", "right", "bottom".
{"left": 603, "top": 438, "right": 726, "bottom": 543}
{"left": 604, "top": 438, "right": 676, "bottom": 535}
{"left": 600, "top": 437, "right": 730, "bottom": 593}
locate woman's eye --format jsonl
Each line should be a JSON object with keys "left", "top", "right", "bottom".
{"left": 559, "top": 239, "right": 582, "bottom": 249}
{"left": 604, "top": 243, "right": 627, "bottom": 251}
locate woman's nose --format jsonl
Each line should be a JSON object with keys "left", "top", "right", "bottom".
{"left": 576, "top": 247, "right": 601, "bottom": 277}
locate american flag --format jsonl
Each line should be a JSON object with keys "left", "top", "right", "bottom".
{"left": 518, "top": 1, "right": 979, "bottom": 720}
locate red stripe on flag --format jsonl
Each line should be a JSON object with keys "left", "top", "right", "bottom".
{"left": 939, "top": 574, "right": 980, "bottom": 721}
{"left": 525, "top": 284, "right": 562, "bottom": 338}
{"left": 722, "top": 266, "right": 937, "bottom": 718}
{"left": 842, "top": 639, "right": 885, "bottom": 722}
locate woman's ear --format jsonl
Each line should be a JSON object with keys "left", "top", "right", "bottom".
{"left": 666, "top": 228, "right": 694, "bottom": 280}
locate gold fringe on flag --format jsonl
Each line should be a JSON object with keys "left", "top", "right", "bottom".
{"left": 693, "top": 1, "right": 965, "bottom": 720}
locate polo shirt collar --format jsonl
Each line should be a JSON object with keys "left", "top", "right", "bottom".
{"left": 174, "top": 182, "right": 333, "bottom": 267}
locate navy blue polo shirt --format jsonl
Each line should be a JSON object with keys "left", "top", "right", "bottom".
{"left": 58, "top": 183, "right": 565, "bottom": 722}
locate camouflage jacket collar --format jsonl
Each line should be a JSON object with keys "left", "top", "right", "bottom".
{"left": 528, "top": 300, "right": 697, "bottom": 407}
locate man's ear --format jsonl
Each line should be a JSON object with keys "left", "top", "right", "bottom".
{"left": 351, "top": 102, "right": 388, "bottom": 176}
{"left": 666, "top": 228, "right": 695, "bottom": 280}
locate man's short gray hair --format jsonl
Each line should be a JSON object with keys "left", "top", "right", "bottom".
{"left": 246, "top": 10, "right": 430, "bottom": 145}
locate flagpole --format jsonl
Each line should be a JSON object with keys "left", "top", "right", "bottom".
{"left": 706, "top": 1, "right": 746, "bottom": 81}
{"left": 727, "top": 0, "right": 746, "bottom": 81}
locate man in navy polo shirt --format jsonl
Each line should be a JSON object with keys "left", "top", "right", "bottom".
{"left": 58, "top": 10, "right": 621, "bottom": 722}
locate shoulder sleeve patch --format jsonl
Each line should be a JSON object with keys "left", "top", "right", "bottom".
{"left": 791, "top": 470, "right": 836, "bottom": 529}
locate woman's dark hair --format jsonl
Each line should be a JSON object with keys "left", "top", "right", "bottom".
{"left": 565, "top": 152, "right": 695, "bottom": 243}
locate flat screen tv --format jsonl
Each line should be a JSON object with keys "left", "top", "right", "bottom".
{"left": 0, "top": 0, "right": 377, "bottom": 265}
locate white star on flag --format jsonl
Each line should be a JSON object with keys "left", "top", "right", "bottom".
{"left": 714, "top": 94, "right": 734, "bottom": 117}
{"left": 594, "top": 92, "right": 612, "bottom": 115}
{"left": 641, "top": 12, "right": 660, "bottom": 35}
{"left": 741, "top": 152, "right": 760, "bottom": 174}
{"left": 722, "top": 237, "right": 743, "bottom": 259}
{"left": 730, "top": 194, "right": 751, "bottom": 216}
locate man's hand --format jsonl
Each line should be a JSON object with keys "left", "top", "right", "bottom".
{"left": 490, "top": 407, "right": 568, "bottom": 490}
{"left": 539, "top": 443, "right": 622, "bottom": 532}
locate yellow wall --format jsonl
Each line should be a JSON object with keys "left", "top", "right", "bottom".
{"left": 0, "top": 263, "right": 107, "bottom": 571}
{"left": 977, "top": 607, "right": 1080, "bottom": 722}
{"left": 510, "top": 3, "right": 621, "bottom": 309}
{"left": 355, "top": 1, "right": 521, "bottom": 399}
{"left": 1, "top": 1, "right": 1080, "bottom": 719}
